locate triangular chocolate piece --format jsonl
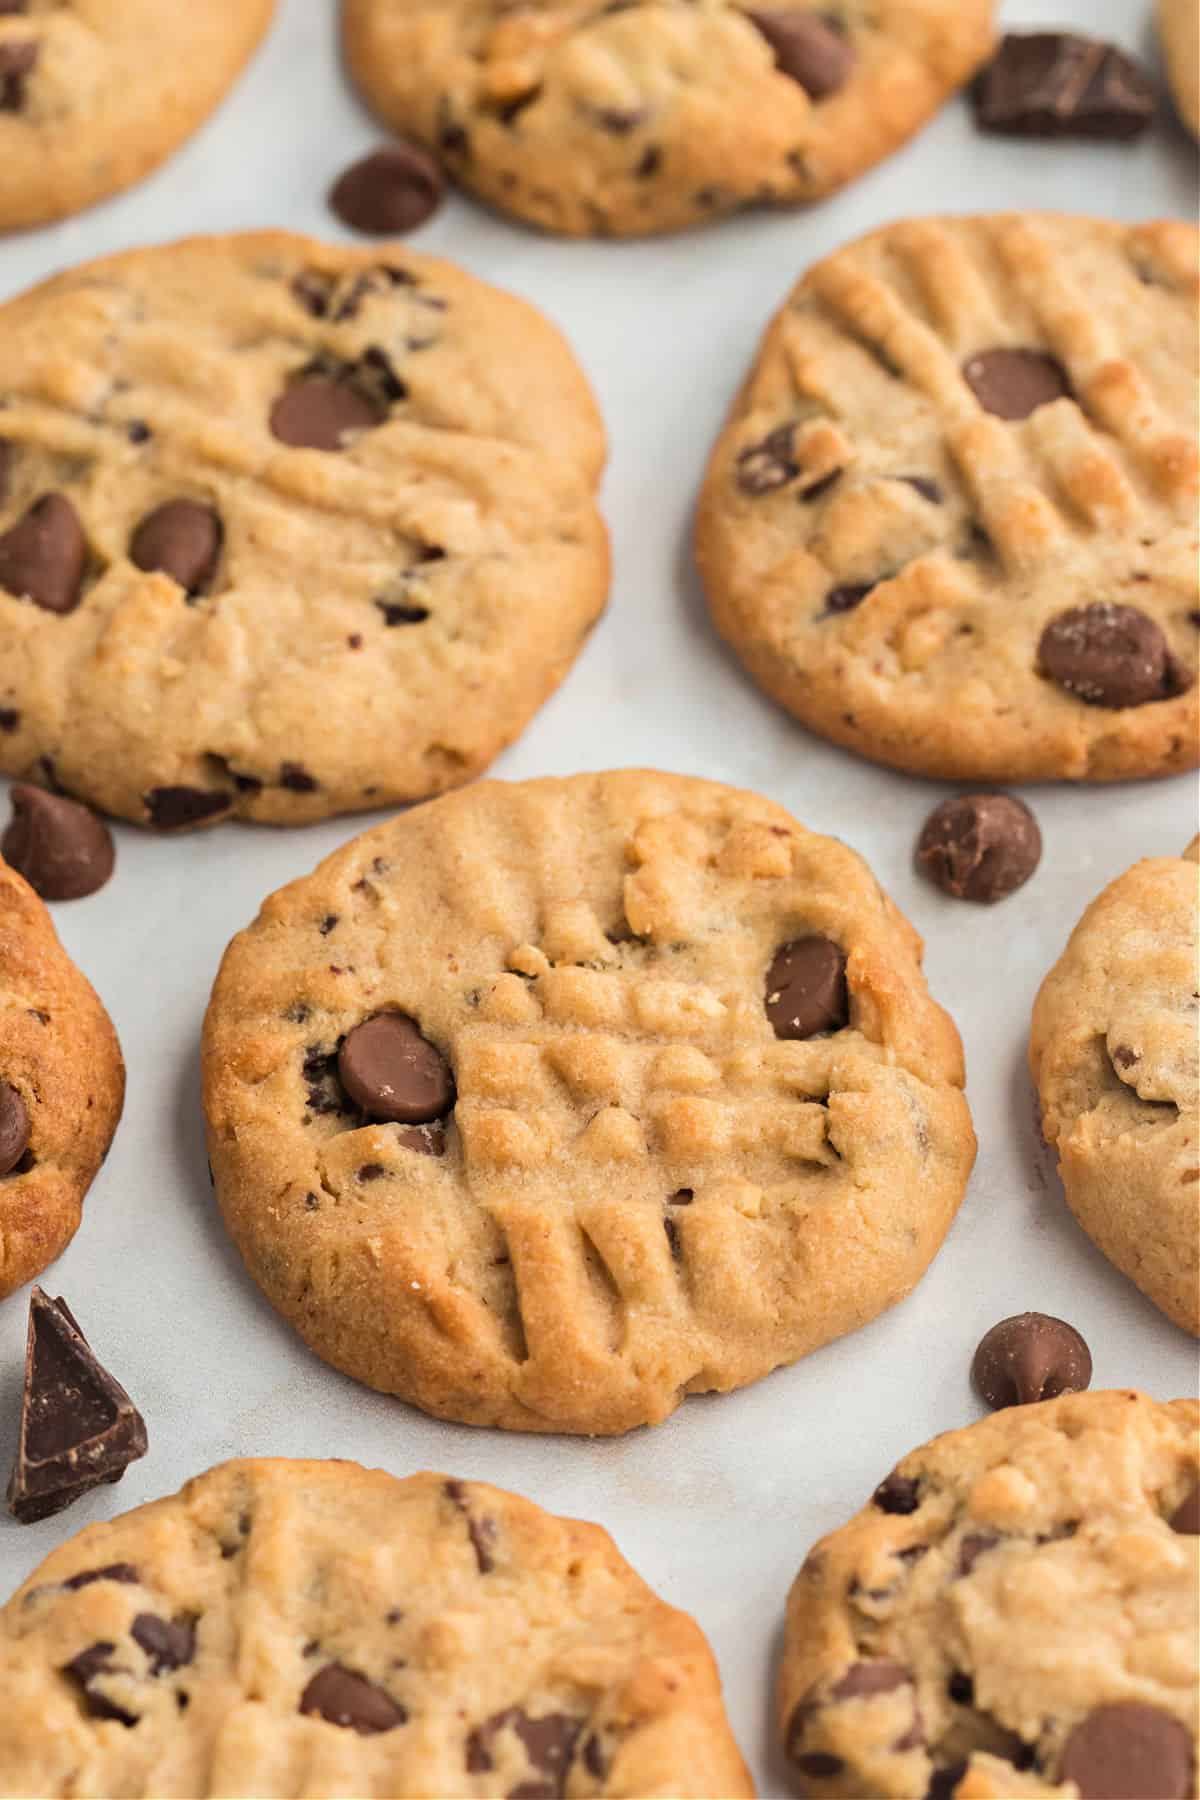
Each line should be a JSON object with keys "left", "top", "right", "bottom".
{"left": 6, "top": 1287, "right": 147, "bottom": 1523}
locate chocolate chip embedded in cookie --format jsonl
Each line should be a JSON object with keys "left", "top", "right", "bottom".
{"left": 1031, "top": 839, "right": 1200, "bottom": 1334}
{"left": 779, "top": 1391, "right": 1199, "bottom": 1799}
{"left": 203, "top": 770, "right": 975, "bottom": 1435}
{"left": 0, "top": 1459, "right": 753, "bottom": 1796}
{"left": 0, "top": 231, "right": 608, "bottom": 829}
{"left": 697, "top": 213, "right": 1199, "bottom": 783}
{"left": 340, "top": 0, "right": 996, "bottom": 238}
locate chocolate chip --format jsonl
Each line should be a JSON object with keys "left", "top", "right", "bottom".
{"left": 398, "top": 1122, "right": 445, "bottom": 1156}
{"left": 822, "top": 583, "right": 874, "bottom": 616}
{"left": 765, "top": 936, "right": 848, "bottom": 1039}
{"left": 62, "top": 1642, "right": 137, "bottom": 1726}
{"left": 0, "top": 1082, "right": 29, "bottom": 1177}
{"left": 963, "top": 348, "right": 1071, "bottom": 420}
{"left": 0, "top": 708, "right": 18, "bottom": 732}
{"left": 0, "top": 39, "right": 36, "bottom": 110}
{"left": 747, "top": 11, "right": 854, "bottom": 98}
{"left": 1059, "top": 1704, "right": 1192, "bottom": 1800}
{"left": 973, "top": 34, "right": 1154, "bottom": 141}
{"left": 669, "top": 1187, "right": 694, "bottom": 1205}
{"left": 62, "top": 1564, "right": 139, "bottom": 1591}
{"left": 873, "top": 1472, "right": 920, "bottom": 1514}
{"left": 1169, "top": 1484, "right": 1199, "bottom": 1534}
{"left": 916, "top": 793, "right": 1041, "bottom": 903}
{"left": 467, "top": 1709, "right": 583, "bottom": 1796}
{"left": 956, "top": 1532, "right": 999, "bottom": 1576}
{"left": 947, "top": 1672, "right": 974, "bottom": 1705}
{"left": 0, "top": 439, "right": 12, "bottom": 503}
{"left": 926, "top": 1761, "right": 968, "bottom": 1800}
{"left": 796, "top": 1751, "right": 845, "bottom": 1779}
{"left": 269, "top": 376, "right": 381, "bottom": 451}
{"left": 2, "top": 785, "right": 115, "bottom": 901}
{"left": 125, "top": 420, "right": 152, "bottom": 444}
{"left": 0, "top": 493, "right": 87, "bottom": 615}
{"left": 445, "top": 1478, "right": 497, "bottom": 1573}
{"left": 582, "top": 1734, "right": 608, "bottom": 1779}
{"left": 291, "top": 270, "right": 336, "bottom": 317}
{"left": 131, "top": 1612, "right": 195, "bottom": 1673}
{"left": 299, "top": 1662, "right": 405, "bottom": 1734}
{"left": 832, "top": 1661, "right": 910, "bottom": 1700}
{"left": 736, "top": 425, "right": 799, "bottom": 495}
{"left": 972, "top": 1312, "right": 1092, "bottom": 1410}
{"left": 1039, "top": 604, "right": 1184, "bottom": 708}
{"left": 130, "top": 500, "right": 222, "bottom": 597}
{"left": 898, "top": 475, "right": 943, "bottom": 504}
{"left": 338, "top": 1013, "right": 455, "bottom": 1124}
{"left": 376, "top": 599, "right": 430, "bottom": 626}
{"left": 330, "top": 143, "right": 445, "bottom": 235}
{"left": 279, "top": 762, "right": 318, "bottom": 793}
{"left": 144, "top": 786, "right": 233, "bottom": 831}
{"left": 595, "top": 105, "right": 648, "bottom": 133}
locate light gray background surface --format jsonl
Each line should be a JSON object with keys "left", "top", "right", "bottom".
{"left": 0, "top": 2, "right": 1196, "bottom": 1792}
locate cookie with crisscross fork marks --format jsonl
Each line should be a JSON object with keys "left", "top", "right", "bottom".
{"left": 0, "top": 1457, "right": 753, "bottom": 1797}
{"left": 1031, "top": 837, "right": 1200, "bottom": 1337}
{"left": 697, "top": 214, "right": 1199, "bottom": 783}
{"left": 0, "top": 1, "right": 275, "bottom": 233}
{"left": 341, "top": 0, "right": 995, "bottom": 238}
{"left": 202, "top": 770, "right": 974, "bottom": 1435}
{"left": 0, "top": 233, "right": 608, "bottom": 829}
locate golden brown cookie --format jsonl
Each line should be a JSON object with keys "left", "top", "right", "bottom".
{"left": 0, "top": 1458, "right": 754, "bottom": 1797}
{"left": 779, "top": 1390, "right": 1200, "bottom": 1800}
{"left": 0, "top": 1, "right": 276, "bottom": 233}
{"left": 1159, "top": 0, "right": 1200, "bottom": 137}
{"left": 0, "top": 855, "right": 123, "bottom": 1297}
{"left": 203, "top": 770, "right": 975, "bottom": 1435}
{"left": 697, "top": 213, "right": 1199, "bottom": 783}
{"left": 341, "top": 0, "right": 996, "bottom": 238}
{"left": 1030, "top": 838, "right": 1199, "bottom": 1336}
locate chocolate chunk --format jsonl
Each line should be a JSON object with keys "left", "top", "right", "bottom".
{"left": 736, "top": 425, "right": 799, "bottom": 495}
{"left": 131, "top": 1612, "right": 196, "bottom": 1673}
{"left": 62, "top": 1563, "right": 139, "bottom": 1591}
{"left": 916, "top": 793, "right": 1041, "bottom": 903}
{"left": 2, "top": 784, "right": 115, "bottom": 901}
{"left": 445, "top": 1477, "right": 497, "bottom": 1572}
{"left": 0, "top": 39, "right": 36, "bottom": 110}
{"left": 1169, "top": 1484, "right": 1199, "bottom": 1535}
{"left": 956, "top": 1532, "right": 999, "bottom": 1576}
{"left": 269, "top": 376, "right": 381, "bottom": 451}
{"left": 7, "top": 1288, "right": 148, "bottom": 1523}
{"left": 747, "top": 11, "right": 854, "bottom": 98}
{"left": 467, "top": 1708, "right": 583, "bottom": 1796}
{"left": 62, "top": 1642, "right": 137, "bottom": 1726}
{"left": 873, "top": 1472, "right": 920, "bottom": 1514}
{"left": 144, "top": 786, "right": 234, "bottom": 831}
{"left": 765, "top": 936, "right": 849, "bottom": 1039}
{"left": 299, "top": 1662, "right": 405, "bottom": 1733}
{"left": 971, "top": 1312, "right": 1092, "bottom": 1411}
{"left": 398, "top": 1122, "right": 445, "bottom": 1156}
{"left": 832, "top": 1661, "right": 911, "bottom": 1700}
{"left": 330, "top": 143, "right": 445, "bottom": 235}
{"left": 963, "top": 348, "right": 1071, "bottom": 420}
{"left": 1059, "top": 1704, "right": 1192, "bottom": 1800}
{"left": 0, "top": 1081, "right": 29, "bottom": 1177}
{"left": 130, "top": 499, "right": 222, "bottom": 597}
{"left": 973, "top": 34, "right": 1154, "bottom": 141}
{"left": 1039, "top": 604, "right": 1184, "bottom": 708}
{"left": 822, "top": 583, "right": 873, "bottom": 616}
{"left": 338, "top": 1013, "right": 455, "bottom": 1124}
{"left": 0, "top": 493, "right": 87, "bottom": 615}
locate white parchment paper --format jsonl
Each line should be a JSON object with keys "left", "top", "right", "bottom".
{"left": 0, "top": 2, "right": 1196, "bottom": 1791}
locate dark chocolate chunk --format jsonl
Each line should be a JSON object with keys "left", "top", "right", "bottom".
{"left": 746, "top": 11, "right": 854, "bottom": 98}
{"left": 0, "top": 1081, "right": 29, "bottom": 1177}
{"left": 131, "top": 1612, "right": 196, "bottom": 1673}
{"left": 973, "top": 34, "right": 1154, "bottom": 142}
{"left": 873, "top": 1472, "right": 920, "bottom": 1515}
{"left": 1169, "top": 1483, "right": 1200, "bottom": 1535}
{"left": 7, "top": 1288, "right": 147, "bottom": 1523}
{"left": 916, "top": 793, "right": 1041, "bottom": 903}
{"left": 130, "top": 500, "right": 222, "bottom": 597}
{"left": 299, "top": 1661, "right": 406, "bottom": 1733}
{"left": 1039, "top": 604, "right": 1185, "bottom": 708}
{"left": 2, "top": 784, "right": 116, "bottom": 900}
{"left": 963, "top": 348, "right": 1071, "bottom": 420}
{"left": 947, "top": 1671, "right": 974, "bottom": 1705}
{"left": 62, "top": 1642, "right": 138, "bottom": 1726}
{"left": 338, "top": 1013, "right": 455, "bottom": 1124}
{"left": 467, "top": 1708, "right": 583, "bottom": 1796}
{"left": 330, "top": 143, "right": 445, "bottom": 235}
{"left": 0, "top": 493, "right": 87, "bottom": 614}
{"left": 0, "top": 38, "right": 36, "bottom": 110}
{"left": 765, "top": 936, "right": 849, "bottom": 1039}
{"left": 270, "top": 375, "right": 381, "bottom": 451}
{"left": 971, "top": 1312, "right": 1092, "bottom": 1411}
{"left": 1059, "top": 1703, "right": 1193, "bottom": 1800}
{"left": 144, "top": 786, "right": 234, "bottom": 831}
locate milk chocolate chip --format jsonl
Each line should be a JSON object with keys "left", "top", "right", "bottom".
{"left": 338, "top": 1013, "right": 455, "bottom": 1123}
{"left": 2, "top": 785, "right": 115, "bottom": 900}
{"left": 0, "top": 1081, "right": 29, "bottom": 1176}
{"left": 963, "top": 348, "right": 1071, "bottom": 420}
{"left": 1059, "top": 1704, "right": 1193, "bottom": 1800}
{"left": 765, "top": 937, "right": 848, "bottom": 1038}
{"left": 0, "top": 493, "right": 87, "bottom": 614}
{"left": 0, "top": 39, "right": 36, "bottom": 110}
{"left": 130, "top": 500, "right": 222, "bottom": 597}
{"left": 330, "top": 144, "right": 445, "bottom": 235}
{"left": 299, "top": 1662, "right": 405, "bottom": 1734}
{"left": 972, "top": 1312, "right": 1092, "bottom": 1410}
{"left": 270, "top": 377, "right": 380, "bottom": 451}
{"left": 1039, "top": 604, "right": 1184, "bottom": 708}
{"left": 916, "top": 793, "right": 1041, "bottom": 902}
{"left": 747, "top": 11, "right": 854, "bottom": 97}
{"left": 1169, "top": 1484, "right": 1199, "bottom": 1535}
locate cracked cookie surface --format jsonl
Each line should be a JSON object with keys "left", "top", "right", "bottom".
{"left": 0, "top": 1457, "right": 753, "bottom": 1798}
{"left": 778, "top": 1390, "right": 1200, "bottom": 1800}
{"left": 0, "top": 855, "right": 123, "bottom": 1297}
{"left": 202, "top": 770, "right": 975, "bottom": 1435}
{"left": 1030, "top": 837, "right": 1200, "bottom": 1336}
{"left": 0, "top": 1, "right": 275, "bottom": 232}
{"left": 696, "top": 213, "right": 1200, "bottom": 783}
{"left": 0, "top": 232, "right": 608, "bottom": 830}
{"left": 340, "top": 0, "right": 996, "bottom": 238}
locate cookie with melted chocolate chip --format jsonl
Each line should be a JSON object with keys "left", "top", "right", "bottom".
{"left": 0, "top": 1458, "right": 752, "bottom": 1796}
{"left": 202, "top": 770, "right": 974, "bottom": 1435}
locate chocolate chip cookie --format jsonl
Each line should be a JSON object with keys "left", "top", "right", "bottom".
{"left": 779, "top": 1389, "right": 1200, "bottom": 1799}
{"left": 0, "top": 1457, "right": 753, "bottom": 1797}
{"left": 0, "top": 854, "right": 123, "bottom": 1297}
{"left": 341, "top": 1, "right": 996, "bottom": 238}
{"left": 202, "top": 770, "right": 975, "bottom": 1435}
{"left": 0, "top": 1, "right": 275, "bottom": 233}
{"left": 697, "top": 213, "right": 1199, "bottom": 783}
{"left": 1160, "top": 0, "right": 1199, "bottom": 137}
{"left": 0, "top": 232, "right": 608, "bottom": 829}
{"left": 1030, "top": 838, "right": 1199, "bottom": 1336}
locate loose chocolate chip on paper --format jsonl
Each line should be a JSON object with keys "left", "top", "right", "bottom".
{"left": 2, "top": 784, "right": 116, "bottom": 901}
{"left": 330, "top": 143, "right": 445, "bottom": 235}
{"left": 765, "top": 937, "right": 848, "bottom": 1039}
{"left": 971, "top": 1312, "right": 1092, "bottom": 1411}
{"left": 299, "top": 1661, "right": 406, "bottom": 1734}
{"left": 144, "top": 786, "right": 234, "bottom": 831}
{"left": 130, "top": 500, "right": 222, "bottom": 597}
{"left": 1169, "top": 1484, "right": 1199, "bottom": 1534}
{"left": 0, "top": 1081, "right": 29, "bottom": 1176}
{"left": 916, "top": 793, "right": 1041, "bottom": 903}
{"left": 973, "top": 34, "right": 1154, "bottom": 141}
{"left": 338, "top": 1013, "right": 455, "bottom": 1124}
{"left": 269, "top": 376, "right": 380, "bottom": 451}
{"left": 0, "top": 39, "right": 36, "bottom": 110}
{"left": 1059, "top": 1704, "right": 1193, "bottom": 1800}
{"left": 746, "top": 11, "right": 854, "bottom": 98}
{"left": 0, "top": 493, "right": 88, "bottom": 615}
{"left": 963, "top": 348, "right": 1071, "bottom": 420}
{"left": 1039, "top": 604, "right": 1185, "bottom": 708}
